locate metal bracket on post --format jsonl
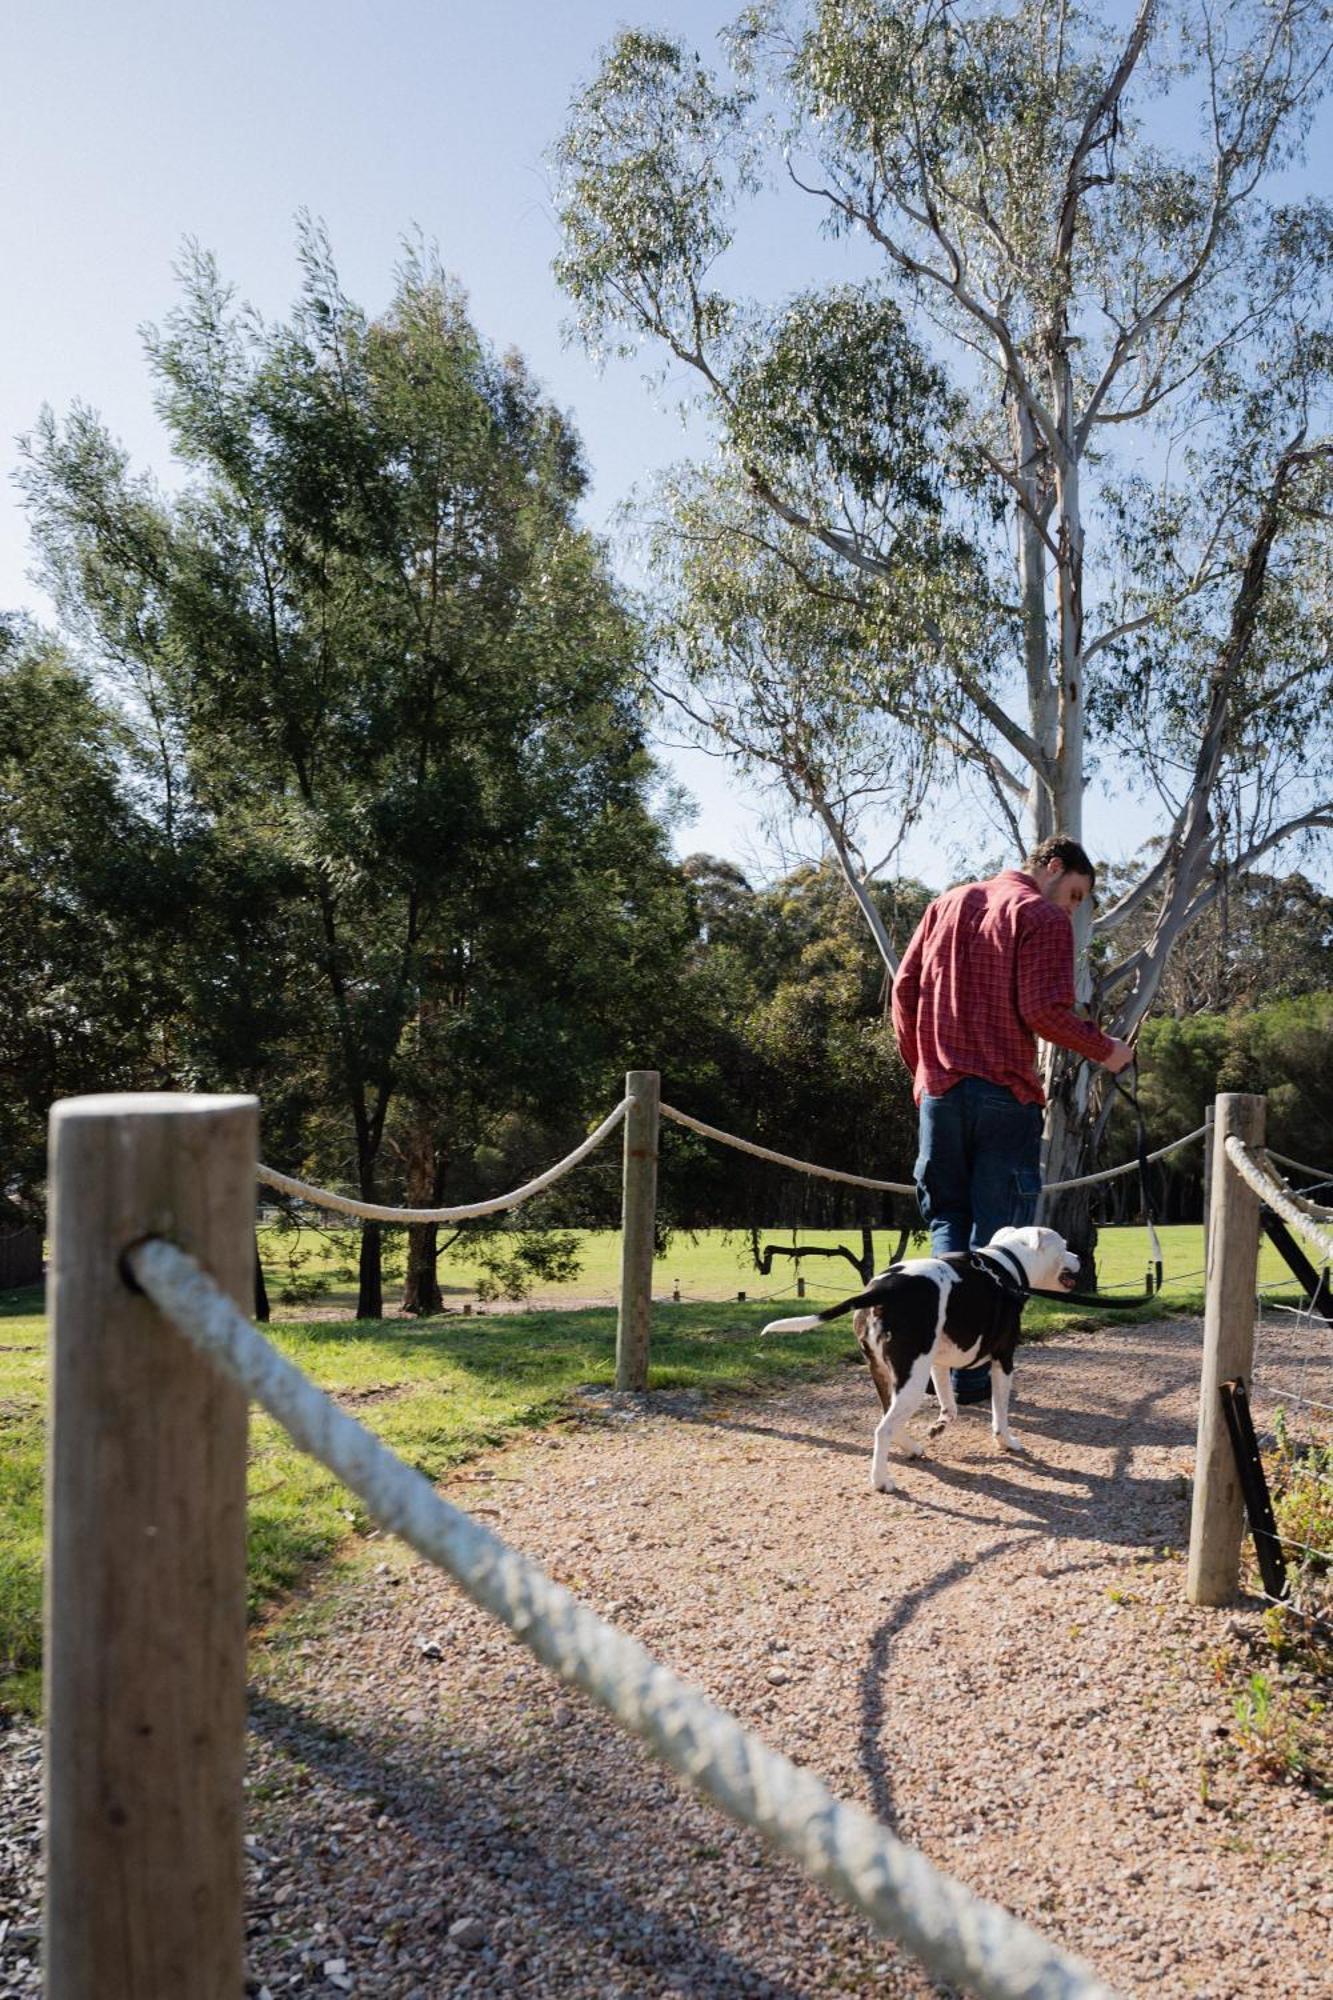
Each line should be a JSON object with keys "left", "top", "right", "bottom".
{"left": 1218, "top": 1376, "right": 1288, "bottom": 1605}
{"left": 616, "top": 1069, "right": 660, "bottom": 1393}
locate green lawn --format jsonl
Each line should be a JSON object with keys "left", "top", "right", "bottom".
{"left": 260, "top": 1218, "right": 1235, "bottom": 1313}
{"left": 0, "top": 1223, "right": 1303, "bottom": 1719}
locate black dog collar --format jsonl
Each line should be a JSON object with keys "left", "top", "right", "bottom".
{"left": 971, "top": 1245, "right": 1031, "bottom": 1298}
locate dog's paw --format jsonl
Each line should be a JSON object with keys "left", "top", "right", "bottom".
{"left": 926, "top": 1414, "right": 951, "bottom": 1439}
{"left": 870, "top": 1467, "right": 898, "bottom": 1494}
{"left": 905, "top": 1436, "right": 927, "bottom": 1458}
{"left": 995, "top": 1432, "right": 1026, "bottom": 1455}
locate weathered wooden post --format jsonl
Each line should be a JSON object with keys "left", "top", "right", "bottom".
{"left": 1187, "top": 1092, "right": 1265, "bottom": 1606}
{"left": 46, "top": 1093, "right": 257, "bottom": 1999}
{"left": 616, "top": 1069, "right": 660, "bottom": 1392}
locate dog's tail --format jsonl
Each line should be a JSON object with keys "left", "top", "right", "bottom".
{"left": 761, "top": 1283, "right": 892, "bottom": 1336}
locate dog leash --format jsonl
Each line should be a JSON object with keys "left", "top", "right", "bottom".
{"left": 1031, "top": 1057, "right": 1165, "bottom": 1308}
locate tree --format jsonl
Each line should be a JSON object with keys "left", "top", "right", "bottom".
{"left": 552, "top": 2, "right": 1333, "bottom": 1234}
{"left": 21, "top": 226, "right": 683, "bottom": 1316}
{"left": 1106, "top": 862, "right": 1333, "bottom": 1014}
{"left": 0, "top": 621, "right": 157, "bottom": 1218}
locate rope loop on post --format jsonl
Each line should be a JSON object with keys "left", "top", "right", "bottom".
{"left": 1223, "top": 1139, "right": 1333, "bottom": 1267}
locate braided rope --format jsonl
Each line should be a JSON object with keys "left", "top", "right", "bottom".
{"left": 660, "top": 1104, "right": 914, "bottom": 1194}
{"left": 1224, "top": 1138, "right": 1333, "bottom": 1266}
{"left": 127, "top": 1237, "right": 1118, "bottom": 2000}
{"left": 256, "top": 1100, "right": 629, "bottom": 1222}
{"left": 664, "top": 1103, "right": 1204, "bottom": 1199}
{"left": 256, "top": 1095, "right": 1207, "bottom": 1219}
{"left": 1042, "top": 1125, "right": 1205, "bottom": 1195}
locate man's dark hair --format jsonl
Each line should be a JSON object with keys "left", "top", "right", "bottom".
{"left": 1023, "top": 835, "right": 1096, "bottom": 888}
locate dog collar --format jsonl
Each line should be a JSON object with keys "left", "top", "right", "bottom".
{"left": 973, "top": 1246, "right": 1030, "bottom": 1296}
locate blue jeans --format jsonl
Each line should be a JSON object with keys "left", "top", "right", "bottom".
{"left": 915, "top": 1078, "right": 1043, "bottom": 1402}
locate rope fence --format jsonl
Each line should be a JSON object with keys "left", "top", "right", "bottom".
{"left": 255, "top": 1095, "right": 1207, "bottom": 1223}
{"left": 1042, "top": 1124, "right": 1205, "bottom": 1193}
{"left": 44, "top": 1091, "right": 1119, "bottom": 1999}
{"left": 246, "top": 1076, "right": 1213, "bottom": 1383}
{"left": 45, "top": 1087, "right": 1329, "bottom": 1991}
{"left": 256, "top": 1097, "right": 630, "bottom": 1222}
{"left": 658, "top": 1103, "right": 916, "bottom": 1193}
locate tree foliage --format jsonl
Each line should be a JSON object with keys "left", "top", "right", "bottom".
{"left": 18, "top": 227, "right": 691, "bottom": 1314}
{"left": 553, "top": 0, "right": 1333, "bottom": 1202}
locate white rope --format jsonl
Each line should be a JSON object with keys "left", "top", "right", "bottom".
{"left": 1043, "top": 1125, "right": 1206, "bottom": 1194}
{"left": 257, "top": 1093, "right": 1203, "bottom": 1224}
{"left": 128, "top": 1237, "right": 1119, "bottom": 2000}
{"left": 1224, "top": 1138, "right": 1333, "bottom": 1266}
{"left": 256, "top": 1100, "right": 629, "bottom": 1222}
{"left": 663, "top": 1102, "right": 1204, "bottom": 1199}
{"left": 660, "top": 1104, "right": 915, "bottom": 1193}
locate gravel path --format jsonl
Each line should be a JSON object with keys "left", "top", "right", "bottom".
{"left": 3, "top": 1315, "right": 1330, "bottom": 1998}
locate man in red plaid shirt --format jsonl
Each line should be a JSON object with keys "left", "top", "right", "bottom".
{"left": 892, "top": 836, "right": 1134, "bottom": 1399}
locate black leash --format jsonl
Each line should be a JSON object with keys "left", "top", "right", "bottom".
{"left": 1033, "top": 1059, "right": 1165, "bottom": 1309}
{"left": 1108, "top": 1059, "right": 1165, "bottom": 1296}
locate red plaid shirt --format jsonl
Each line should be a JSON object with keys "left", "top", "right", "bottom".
{"left": 892, "top": 869, "right": 1114, "bottom": 1107}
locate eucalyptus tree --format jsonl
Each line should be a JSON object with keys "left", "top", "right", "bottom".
{"left": 22, "top": 227, "right": 677, "bottom": 1316}
{"left": 553, "top": 0, "right": 1333, "bottom": 1204}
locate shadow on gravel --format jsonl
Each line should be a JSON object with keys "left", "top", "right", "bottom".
{"left": 246, "top": 1690, "right": 815, "bottom": 1999}
{"left": 854, "top": 1538, "right": 1029, "bottom": 1830}
{"left": 675, "top": 1410, "right": 867, "bottom": 1460}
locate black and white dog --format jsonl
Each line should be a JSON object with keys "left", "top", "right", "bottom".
{"left": 761, "top": 1226, "right": 1079, "bottom": 1492}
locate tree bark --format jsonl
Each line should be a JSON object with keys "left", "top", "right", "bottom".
{"left": 1012, "top": 397, "right": 1057, "bottom": 840}
{"left": 402, "top": 1124, "right": 446, "bottom": 1316}
{"left": 357, "top": 1220, "right": 383, "bottom": 1322}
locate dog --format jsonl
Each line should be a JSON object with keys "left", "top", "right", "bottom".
{"left": 761, "top": 1226, "right": 1079, "bottom": 1492}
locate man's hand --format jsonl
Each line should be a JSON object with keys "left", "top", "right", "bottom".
{"left": 1103, "top": 1037, "right": 1135, "bottom": 1075}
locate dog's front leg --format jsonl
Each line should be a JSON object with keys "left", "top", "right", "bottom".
{"left": 990, "top": 1362, "right": 1024, "bottom": 1453}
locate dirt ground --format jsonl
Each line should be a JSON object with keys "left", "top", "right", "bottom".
{"left": 3, "top": 1315, "right": 1330, "bottom": 1998}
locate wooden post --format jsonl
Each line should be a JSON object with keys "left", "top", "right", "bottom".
{"left": 1187, "top": 1092, "right": 1265, "bottom": 1607}
{"left": 616, "top": 1070, "right": 659, "bottom": 1392}
{"left": 1201, "top": 1100, "right": 1215, "bottom": 1270}
{"left": 46, "top": 1093, "right": 257, "bottom": 2000}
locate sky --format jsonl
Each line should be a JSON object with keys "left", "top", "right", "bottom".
{"left": 3, "top": 1, "right": 1324, "bottom": 893}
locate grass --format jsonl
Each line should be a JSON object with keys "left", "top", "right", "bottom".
{"left": 0, "top": 1285, "right": 45, "bottom": 1719}
{"left": 0, "top": 1222, "right": 1305, "bottom": 1720}
{"left": 260, "top": 1218, "right": 1269, "bottom": 1315}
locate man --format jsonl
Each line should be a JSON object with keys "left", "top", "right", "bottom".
{"left": 891, "top": 836, "right": 1134, "bottom": 1401}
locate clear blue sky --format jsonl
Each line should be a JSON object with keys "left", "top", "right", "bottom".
{"left": 4, "top": 2, "right": 1320, "bottom": 890}
{"left": 7, "top": 1, "right": 804, "bottom": 865}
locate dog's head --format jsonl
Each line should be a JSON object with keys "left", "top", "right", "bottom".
{"left": 986, "top": 1225, "right": 1079, "bottom": 1292}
